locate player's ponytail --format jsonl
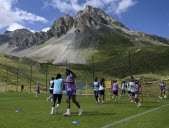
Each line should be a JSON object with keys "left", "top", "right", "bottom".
{"left": 66, "top": 69, "right": 76, "bottom": 78}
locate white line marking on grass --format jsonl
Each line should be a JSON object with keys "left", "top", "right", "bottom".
{"left": 101, "top": 104, "right": 169, "bottom": 128}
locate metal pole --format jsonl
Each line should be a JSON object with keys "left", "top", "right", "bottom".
{"left": 65, "top": 59, "right": 68, "bottom": 69}
{"left": 45, "top": 63, "right": 48, "bottom": 93}
{"left": 30, "top": 64, "right": 32, "bottom": 92}
{"left": 129, "top": 50, "right": 131, "bottom": 76}
{"left": 92, "top": 55, "right": 95, "bottom": 82}
{"left": 6, "top": 69, "right": 8, "bottom": 92}
{"left": 16, "top": 68, "right": 19, "bottom": 92}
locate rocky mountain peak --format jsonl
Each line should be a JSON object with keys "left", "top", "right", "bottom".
{"left": 49, "top": 14, "right": 74, "bottom": 37}
{"left": 74, "top": 5, "right": 128, "bottom": 30}
{"left": 83, "top": 5, "right": 107, "bottom": 17}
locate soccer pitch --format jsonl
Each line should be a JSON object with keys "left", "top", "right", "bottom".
{"left": 0, "top": 93, "right": 169, "bottom": 128}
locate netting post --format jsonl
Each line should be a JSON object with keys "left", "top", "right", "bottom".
{"left": 92, "top": 55, "right": 95, "bottom": 82}
{"left": 128, "top": 50, "right": 132, "bottom": 76}
{"left": 16, "top": 68, "right": 19, "bottom": 92}
{"left": 6, "top": 69, "right": 8, "bottom": 92}
{"left": 30, "top": 64, "right": 32, "bottom": 92}
{"left": 86, "top": 80, "right": 88, "bottom": 96}
{"left": 45, "top": 63, "right": 48, "bottom": 93}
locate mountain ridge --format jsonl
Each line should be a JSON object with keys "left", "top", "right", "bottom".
{"left": 0, "top": 5, "right": 169, "bottom": 64}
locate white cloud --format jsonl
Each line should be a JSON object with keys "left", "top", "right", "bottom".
{"left": 7, "top": 23, "right": 24, "bottom": 31}
{"left": 41, "top": 27, "right": 50, "bottom": 32}
{"left": 50, "top": 0, "right": 137, "bottom": 16}
{"left": 115, "top": 0, "right": 137, "bottom": 15}
{"left": 7, "top": 23, "right": 35, "bottom": 32}
{"left": 0, "top": 0, "right": 48, "bottom": 29}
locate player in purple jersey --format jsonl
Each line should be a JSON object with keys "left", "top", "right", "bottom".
{"left": 63, "top": 69, "right": 83, "bottom": 116}
{"left": 112, "top": 80, "right": 118, "bottom": 102}
{"left": 159, "top": 81, "right": 167, "bottom": 99}
{"left": 36, "top": 83, "right": 40, "bottom": 96}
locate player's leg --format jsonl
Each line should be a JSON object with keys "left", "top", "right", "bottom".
{"left": 63, "top": 95, "right": 71, "bottom": 116}
{"left": 94, "top": 91, "right": 98, "bottom": 103}
{"left": 102, "top": 90, "right": 105, "bottom": 103}
{"left": 51, "top": 94, "right": 57, "bottom": 114}
{"left": 55, "top": 94, "right": 62, "bottom": 113}
{"left": 72, "top": 94, "right": 83, "bottom": 116}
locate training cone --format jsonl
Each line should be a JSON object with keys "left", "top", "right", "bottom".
{"left": 72, "top": 121, "right": 79, "bottom": 124}
{"left": 16, "top": 110, "right": 20, "bottom": 112}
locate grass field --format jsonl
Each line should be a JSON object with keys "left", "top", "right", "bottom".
{"left": 0, "top": 92, "right": 169, "bottom": 128}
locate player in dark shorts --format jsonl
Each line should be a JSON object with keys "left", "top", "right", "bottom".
{"left": 93, "top": 77, "right": 100, "bottom": 103}
{"left": 47, "top": 77, "right": 54, "bottom": 102}
{"left": 51, "top": 74, "right": 63, "bottom": 114}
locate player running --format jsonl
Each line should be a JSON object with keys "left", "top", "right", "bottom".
{"left": 51, "top": 74, "right": 64, "bottom": 114}
{"left": 98, "top": 78, "right": 106, "bottom": 104}
{"left": 159, "top": 80, "right": 167, "bottom": 99}
{"left": 63, "top": 69, "right": 83, "bottom": 116}
{"left": 47, "top": 77, "right": 54, "bottom": 102}
{"left": 120, "top": 81, "right": 126, "bottom": 97}
{"left": 126, "top": 82, "right": 131, "bottom": 99}
{"left": 36, "top": 83, "right": 40, "bottom": 96}
{"left": 93, "top": 77, "right": 100, "bottom": 103}
{"left": 135, "top": 80, "right": 141, "bottom": 107}
{"left": 112, "top": 80, "right": 118, "bottom": 102}
{"left": 129, "top": 76, "right": 136, "bottom": 103}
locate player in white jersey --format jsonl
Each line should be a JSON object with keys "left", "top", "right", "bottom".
{"left": 129, "top": 76, "right": 136, "bottom": 103}
{"left": 93, "top": 77, "right": 100, "bottom": 103}
{"left": 98, "top": 78, "right": 106, "bottom": 104}
{"left": 47, "top": 77, "right": 54, "bottom": 102}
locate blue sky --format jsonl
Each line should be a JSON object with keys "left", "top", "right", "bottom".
{"left": 0, "top": 0, "right": 169, "bottom": 38}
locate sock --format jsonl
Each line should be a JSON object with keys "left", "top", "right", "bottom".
{"left": 67, "top": 109, "right": 70, "bottom": 113}
{"left": 51, "top": 107, "right": 55, "bottom": 114}
{"left": 56, "top": 104, "right": 60, "bottom": 107}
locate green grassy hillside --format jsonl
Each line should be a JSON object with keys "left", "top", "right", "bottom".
{"left": 1, "top": 31, "right": 169, "bottom": 92}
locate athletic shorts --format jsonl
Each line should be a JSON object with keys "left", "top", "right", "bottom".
{"left": 49, "top": 89, "right": 53, "bottom": 94}
{"left": 94, "top": 90, "right": 99, "bottom": 94}
{"left": 128, "top": 91, "right": 131, "bottom": 94}
{"left": 113, "top": 91, "right": 118, "bottom": 95}
{"left": 66, "top": 91, "right": 76, "bottom": 96}
{"left": 36, "top": 90, "right": 40, "bottom": 93}
{"left": 131, "top": 92, "right": 135, "bottom": 96}
{"left": 122, "top": 89, "right": 125, "bottom": 92}
{"left": 135, "top": 91, "right": 139, "bottom": 95}
{"left": 160, "top": 89, "right": 165, "bottom": 92}
{"left": 99, "top": 90, "right": 105, "bottom": 95}
{"left": 53, "top": 94, "right": 62, "bottom": 102}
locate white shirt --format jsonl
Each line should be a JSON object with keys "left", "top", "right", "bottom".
{"left": 129, "top": 82, "right": 136, "bottom": 92}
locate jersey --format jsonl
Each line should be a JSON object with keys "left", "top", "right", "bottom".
{"left": 112, "top": 83, "right": 118, "bottom": 91}
{"left": 49, "top": 80, "right": 54, "bottom": 90}
{"left": 65, "top": 73, "right": 76, "bottom": 91}
{"left": 53, "top": 78, "right": 63, "bottom": 94}
{"left": 99, "top": 82, "right": 105, "bottom": 90}
{"left": 121, "top": 83, "right": 125, "bottom": 90}
{"left": 159, "top": 83, "right": 166, "bottom": 90}
{"left": 129, "top": 82, "right": 136, "bottom": 92}
{"left": 126, "top": 83, "right": 131, "bottom": 91}
{"left": 93, "top": 81, "right": 99, "bottom": 91}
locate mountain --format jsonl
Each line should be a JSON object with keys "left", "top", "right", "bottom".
{"left": 0, "top": 5, "right": 169, "bottom": 65}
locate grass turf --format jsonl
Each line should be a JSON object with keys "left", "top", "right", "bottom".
{"left": 0, "top": 93, "right": 168, "bottom": 128}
